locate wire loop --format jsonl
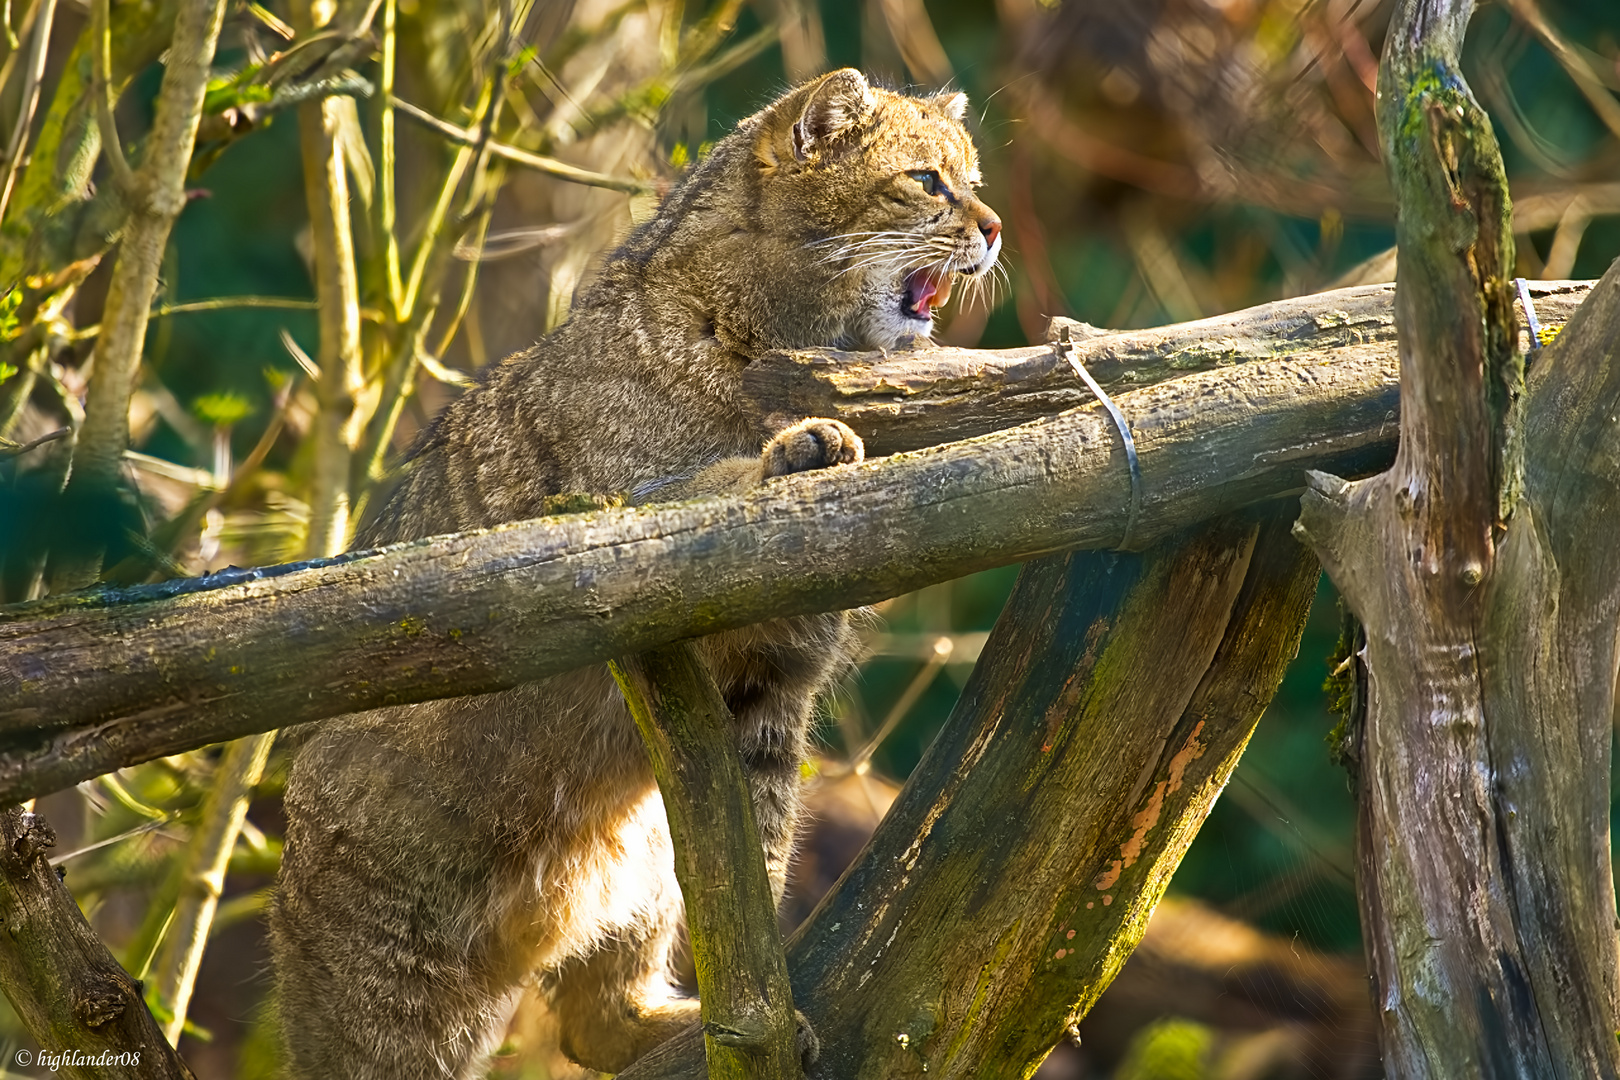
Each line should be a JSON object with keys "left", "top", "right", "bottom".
{"left": 1065, "top": 344, "right": 1143, "bottom": 550}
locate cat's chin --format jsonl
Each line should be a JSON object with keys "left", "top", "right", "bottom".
{"left": 842, "top": 315, "right": 936, "bottom": 353}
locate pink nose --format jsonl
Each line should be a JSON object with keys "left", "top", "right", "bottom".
{"left": 980, "top": 218, "right": 1001, "bottom": 248}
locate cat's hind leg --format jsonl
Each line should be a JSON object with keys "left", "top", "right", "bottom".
{"left": 271, "top": 732, "right": 529, "bottom": 1080}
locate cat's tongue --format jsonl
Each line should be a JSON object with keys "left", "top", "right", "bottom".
{"left": 903, "top": 267, "right": 954, "bottom": 320}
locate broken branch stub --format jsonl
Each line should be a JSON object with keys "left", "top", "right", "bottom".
{"left": 1294, "top": 0, "right": 1620, "bottom": 1072}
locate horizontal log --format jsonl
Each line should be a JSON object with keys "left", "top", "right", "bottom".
{"left": 742, "top": 279, "right": 1592, "bottom": 456}
{"left": 0, "top": 280, "right": 1594, "bottom": 800}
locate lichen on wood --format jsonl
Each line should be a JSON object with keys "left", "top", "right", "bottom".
{"left": 0, "top": 805, "right": 196, "bottom": 1079}
{"left": 622, "top": 508, "right": 1319, "bottom": 1077}
{"left": 1293, "top": 0, "right": 1620, "bottom": 1072}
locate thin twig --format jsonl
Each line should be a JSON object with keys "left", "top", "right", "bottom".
{"left": 0, "top": 424, "right": 65, "bottom": 458}
{"left": 70, "top": 296, "right": 323, "bottom": 341}
{"left": 397, "top": 87, "right": 486, "bottom": 321}
{"left": 374, "top": 0, "right": 402, "bottom": 315}
{"left": 1502, "top": 0, "right": 1620, "bottom": 144}
{"left": 48, "top": 812, "right": 180, "bottom": 865}
{"left": 390, "top": 96, "right": 652, "bottom": 194}
{"left": 150, "top": 732, "right": 275, "bottom": 1044}
{"left": 0, "top": 0, "right": 41, "bottom": 130}
{"left": 433, "top": 205, "right": 492, "bottom": 359}
{"left": 0, "top": 0, "right": 56, "bottom": 226}
{"left": 357, "top": 32, "right": 511, "bottom": 490}
{"left": 103, "top": 370, "right": 306, "bottom": 583}
{"left": 54, "top": 0, "right": 229, "bottom": 591}
{"left": 828, "top": 637, "right": 952, "bottom": 779}
{"left": 91, "top": 0, "right": 136, "bottom": 193}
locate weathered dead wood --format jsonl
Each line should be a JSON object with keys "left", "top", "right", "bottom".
{"left": 1293, "top": 0, "right": 1620, "bottom": 1073}
{"left": 0, "top": 805, "right": 196, "bottom": 1079}
{"left": 612, "top": 644, "right": 805, "bottom": 1079}
{"left": 0, "top": 340, "right": 1395, "bottom": 801}
{"left": 742, "top": 280, "right": 1590, "bottom": 456}
{"left": 0, "top": 281, "right": 1595, "bottom": 802}
{"left": 622, "top": 508, "right": 1320, "bottom": 1078}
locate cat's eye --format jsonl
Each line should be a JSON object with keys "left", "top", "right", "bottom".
{"left": 907, "top": 170, "right": 943, "bottom": 196}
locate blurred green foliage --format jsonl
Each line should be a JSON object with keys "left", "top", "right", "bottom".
{"left": 1, "top": 0, "right": 1618, "bottom": 1076}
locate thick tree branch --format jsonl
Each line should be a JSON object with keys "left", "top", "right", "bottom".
{"left": 741, "top": 280, "right": 1589, "bottom": 456}
{"left": 0, "top": 348, "right": 1388, "bottom": 799}
{"left": 0, "top": 281, "right": 1595, "bottom": 802}
{"left": 611, "top": 645, "right": 803, "bottom": 1078}
{"left": 0, "top": 806, "right": 196, "bottom": 1079}
{"left": 626, "top": 509, "right": 1320, "bottom": 1077}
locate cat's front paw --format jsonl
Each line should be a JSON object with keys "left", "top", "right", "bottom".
{"left": 762, "top": 418, "right": 864, "bottom": 478}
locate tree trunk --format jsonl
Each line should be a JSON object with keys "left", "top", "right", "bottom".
{"left": 1293, "top": 0, "right": 1620, "bottom": 1073}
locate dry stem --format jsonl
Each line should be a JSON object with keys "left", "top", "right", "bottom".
{"left": 53, "top": 0, "right": 228, "bottom": 590}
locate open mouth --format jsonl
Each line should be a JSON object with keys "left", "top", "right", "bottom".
{"left": 901, "top": 266, "right": 955, "bottom": 321}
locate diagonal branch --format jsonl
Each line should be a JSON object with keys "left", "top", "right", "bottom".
{"left": 390, "top": 96, "right": 654, "bottom": 194}
{"left": 0, "top": 0, "right": 57, "bottom": 227}
{"left": 0, "top": 805, "right": 196, "bottom": 1079}
{"left": 89, "top": 0, "right": 135, "bottom": 194}
{"left": 626, "top": 509, "right": 1320, "bottom": 1077}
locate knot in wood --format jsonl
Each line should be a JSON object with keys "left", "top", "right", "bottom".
{"left": 72, "top": 975, "right": 128, "bottom": 1028}
{"left": 703, "top": 1016, "right": 770, "bottom": 1049}
{"left": 12, "top": 812, "right": 56, "bottom": 863}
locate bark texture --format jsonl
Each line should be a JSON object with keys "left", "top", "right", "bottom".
{"left": 0, "top": 806, "right": 195, "bottom": 1079}
{"left": 612, "top": 645, "right": 803, "bottom": 1079}
{"left": 0, "top": 282, "right": 1593, "bottom": 801}
{"left": 0, "top": 336, "right": 1394, "bottom": 800}
{"left": 740, "top": 281, "right": 1588, "bottom": 457}
{"left": 1293, "top": 1, "right": 1620, "bottom": 1073}
{"left": 623, "top": 509, "right": 1320, "bottom": 1078}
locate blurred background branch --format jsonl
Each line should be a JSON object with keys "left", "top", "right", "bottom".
{"left": 0, "top": 0, "right": 1616, "bottom": 1075}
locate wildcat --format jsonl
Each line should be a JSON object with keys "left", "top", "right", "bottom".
{"left": 271, "top": 68, "right": 1002, "bottom": 1077}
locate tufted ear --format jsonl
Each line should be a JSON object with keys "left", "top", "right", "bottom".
{"left": 928, "top": 90, "right": 969, "bottom": 122}
{"left": 791, "top": 69, "right": 873, "bottom": 162}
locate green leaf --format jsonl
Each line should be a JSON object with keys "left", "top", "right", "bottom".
{"left": 192, "top": 392, "right": 255, "bottom": 427}
{"left": 0, "top": 283, "right": 23, "bottom": 341}
{"left": 203, "top": 69, "right": 273, "bottom": 115}
{"left": 506, "top": 44, "right": 538, "bottom": 77}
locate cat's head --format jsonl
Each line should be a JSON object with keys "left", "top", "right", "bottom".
{"left": 752, "top": 70, "right": 1003, "bottom": 349}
